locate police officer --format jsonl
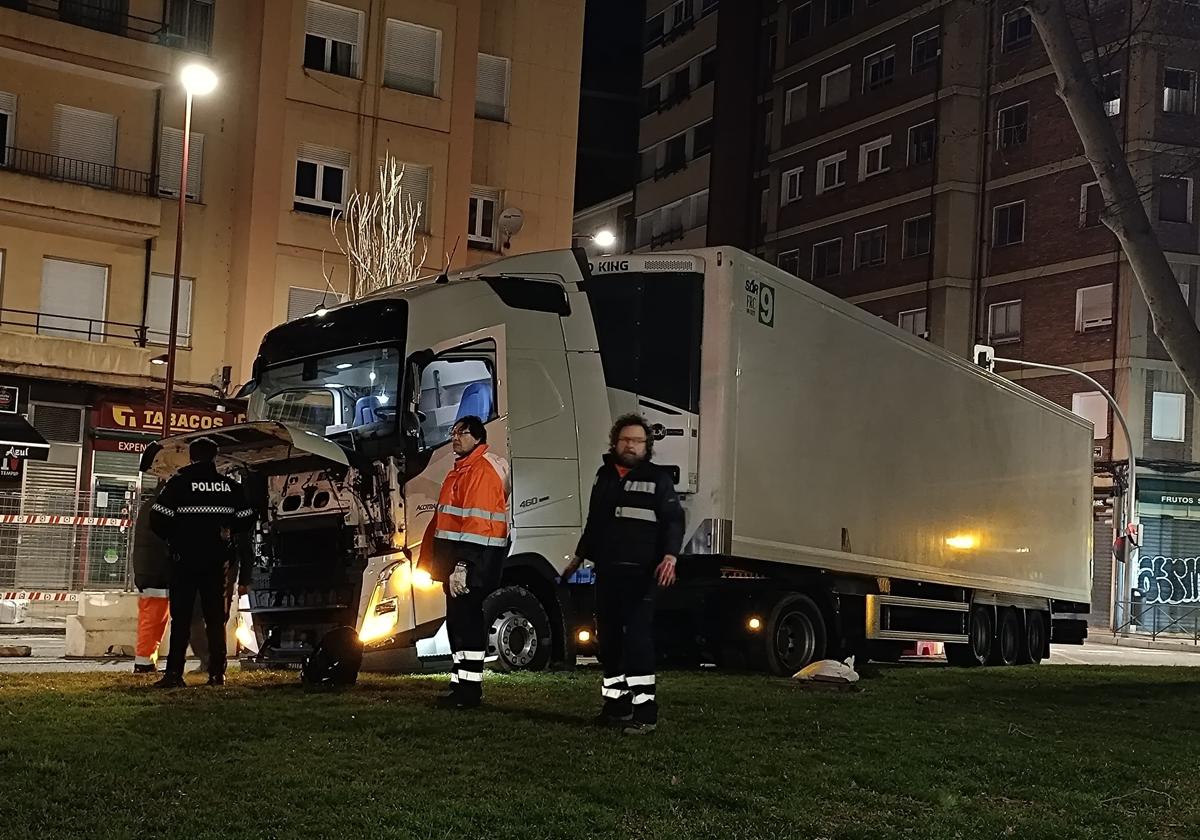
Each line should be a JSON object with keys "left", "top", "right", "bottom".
{"left": 188, "top": 528, "right": 251, "bottom": 674}
{"left": 150, "top": 438, "right": 256, "bottom": 688}
{"left": 425, "top": 415, "right": 511, "bottom": 709}
{"left": 563, "top": 414, "right": 684, "bottom": 735}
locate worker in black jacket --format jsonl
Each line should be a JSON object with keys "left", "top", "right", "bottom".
{"left": 149, "top": 438, "right": 256, "bottom": 688}
{"left": 562, "top": 414, "right": 685, "bottom": 735}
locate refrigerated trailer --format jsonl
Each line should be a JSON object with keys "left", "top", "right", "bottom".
{"left": 141, "top": 247, "right": 1092, "bottom": 677}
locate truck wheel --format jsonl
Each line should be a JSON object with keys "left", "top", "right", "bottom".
{"left": 760, "top": 593, "right": 827, "bottom": 676}
{"left": 989, "top": 607, "right": 1021, "bottom": 666}
{"left": 1019, "top": 610, "right": 1047, "bottom": 665}
{"left": 484, "top": 585, "right": 552, "bottom": 672}
{"left": 947, "top": 605, "right": 992, "bottom": 667}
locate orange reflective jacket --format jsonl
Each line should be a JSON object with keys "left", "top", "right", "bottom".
{"left": 433, "top": 444, "right": 511, "bottom": 550}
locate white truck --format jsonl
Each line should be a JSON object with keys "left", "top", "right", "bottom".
{"left": 141, "top": 247, "right": 1093, "bottom": 677}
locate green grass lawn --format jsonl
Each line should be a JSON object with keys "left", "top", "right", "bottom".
{"left": 1, "top": 665, "right": 1198, "bottom": 839}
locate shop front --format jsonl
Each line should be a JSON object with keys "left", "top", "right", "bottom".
{"left": 1131, "top": 477, "right": 1200, "bottom": 638}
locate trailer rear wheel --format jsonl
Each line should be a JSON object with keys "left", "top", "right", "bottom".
{"left": 946, "top": 604, "right": 992, "bottom": 667}
{"left": 758, "top": 593, "right": 827, "bottom": 676}
{"left": 1019, "top": 610, "right": 1047, "bottom": 665}
{"left": 990, "top": 607, "right": 1021, "bottom": 666}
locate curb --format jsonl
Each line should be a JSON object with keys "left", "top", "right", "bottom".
{"left": 0, "top": 626, "right": 67, "bottom": 636}
{"left": 1086, "top": 635, "right": 1200, "bottom": 654}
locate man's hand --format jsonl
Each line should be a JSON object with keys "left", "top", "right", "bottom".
{"left": 237, "top": 585, "right": 249, "bottom": 597}
{"left": 655, "top": 555, "right": 677, "bottom": 588}
{"left": 449, "top": 563, "right": 470, "bottom": 597}
{"left": 220, "top": 526, "right": 231, "bottom": 541}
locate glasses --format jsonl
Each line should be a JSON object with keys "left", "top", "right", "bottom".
{"left": 618, "top": 437, "right": 647, "bottom": 445}
{"left": 450, "top": 429, "right": 475, "bottom": 439}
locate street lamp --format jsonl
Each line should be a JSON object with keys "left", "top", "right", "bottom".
{"left": 161, "top": 63, "right": 217, "bottom": 440}
{"left": 571, "top": 228, "right": 618, "bottom": 254}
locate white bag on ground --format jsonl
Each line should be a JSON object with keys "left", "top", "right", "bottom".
{"left": 793, "top": 655, "right": 859, "bottom": 683}
{"left": 0, "top": 599, "right": 27, "bottom": 625}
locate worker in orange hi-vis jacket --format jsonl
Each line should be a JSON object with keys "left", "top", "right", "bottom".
{"left": 132, "top": 491, "right": 171, "bottom": 674}
{"left": 424, "top": 415, "right": 511, "bottom": 709}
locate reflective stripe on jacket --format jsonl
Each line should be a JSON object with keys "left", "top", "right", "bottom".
{"left": 433, "top": 444, "right": 511, "bottom": 550}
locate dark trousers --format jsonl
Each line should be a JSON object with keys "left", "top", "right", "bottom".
{"left": 190, "top": 562, "right": 237, "bottom": 670}
{"left": 596, "top": 570, "right": 658, "bottom": 723}
{"left": 166, "top": 558, "right": 227, "bottom": 678}
{"left": 444, "top": 580, "right": 490, "bottom": 701}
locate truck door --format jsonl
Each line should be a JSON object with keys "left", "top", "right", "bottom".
{"left": 401, "top": 333, "right": 507, "bottom": 631}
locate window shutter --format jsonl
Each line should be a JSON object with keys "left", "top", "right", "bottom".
{"left": 476, "top": 53, "right": 510, "bottom": 120}
{"left": 147, "top": 274, "right": 194, "bottom": 345}
{"left": 1071, "top": 392, "right": 1109, "bottom": 439}
{"left": 39, "top": 258, "right": 107, "bottom": 341}
{"left": 30, "top": 404, "right": 84, "bottom": 444}
{"left": 398, "top": 162, "right": 431, "bottom": 231}
{"left": 52, "top": 104, "right": 117, "bottom": 186}
{"left": 158, "top": 127, "right": 204, "bottom": 199}
{"left": 298, "top": 142, "right": 351, "bottom": 170}
{"left": 1152, "top": 392, "right": 1187, "bottom": 441}
{"left": 1077, "top": 284, "right": 1112, "bottom": 329}
{"left": 0, "top": 91, "right": 15, "bottom": 114}
{"left": 305, "top": 0, "right": 361, "bottom": 46}
{"left": 384, "top": 19, "right": 441, "bottom": 96}
{"left": 287, "top": 287, "right": 343, "bottom": 322}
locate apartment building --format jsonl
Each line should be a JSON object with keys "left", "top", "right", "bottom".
{"left": 0, "top": 0, "right": 582, "bottom": 589}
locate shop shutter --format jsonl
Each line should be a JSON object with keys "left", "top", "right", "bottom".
{"left": 52, "top": 104, "right": 117, "bottom": 186}
{"left": 476, "top": 53, "right": 510, "bottom": 120}
{"left": 15, "top": 460, "right": 80, "bottom": 589}
{"left": 30, "top": 403, "right": 84, "bottom": 444}
{"left": 1135, "top": 516, "right": 1200, "bottom": 635}
{"left": 39, "top": 258, "right": 107, "bottom": 342}
{"left": 92, "top": 450, "right": 142, "bottom": 477}
{"left": 384, "top": 19, "right": 441, "bottom": 96}
{"left": 157, "top": 127, "right": 205, "bottom": 199}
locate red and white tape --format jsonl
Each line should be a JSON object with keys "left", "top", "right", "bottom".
{"left": 0, "top": 515, "right": 131, "bottom": 527}
{"left": 0, "top": 591, "right": 80, "bottom": 602}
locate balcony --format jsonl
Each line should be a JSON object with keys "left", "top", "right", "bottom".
{"left": 0, "top": 307, "right": 148, "bottom": 345}
{"left": 0, "top": 0, "right": 213, "bottom": 54}
{"left": 0, "top": 307, "right": 158, "bottom": 385}
{"left": 2, "top": 146, "right": 155, "bottom": 196}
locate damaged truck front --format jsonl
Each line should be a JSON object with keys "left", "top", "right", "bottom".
{"left": 141, "top": 297, "right": 416, "bottom": 672}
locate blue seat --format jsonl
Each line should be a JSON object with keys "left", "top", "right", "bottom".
{"left": 455, "top": 381, "right": 493, "bottom": 423}
{"left": 353, "top": 396, "right": 380, "bottom": 427}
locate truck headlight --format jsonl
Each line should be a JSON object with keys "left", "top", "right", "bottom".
{"left": 359, "top": 597, "right": 399, "bottom": 643}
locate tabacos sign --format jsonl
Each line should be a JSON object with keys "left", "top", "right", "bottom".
{"left": 95, "top": 402, "right": 244, "bottom": 435}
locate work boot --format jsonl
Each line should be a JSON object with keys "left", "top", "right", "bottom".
{"left": 206, "top": 674, "right": 225, "bottom": 686}
{"left": 133, "top": 663, "right": 157, "bottom": 675}
{"left": 436, "top": 689, "right": 480, "bottom": 709}
{"left": 622, "top": 721, "right": 657, "bottom": 736}
{"left": 593, "top": 698, "right": 632, "bottom": 727}
{"left": 153, "top": 674, "right": 186, "bottom": 689}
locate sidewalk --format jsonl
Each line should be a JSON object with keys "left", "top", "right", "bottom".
{"left": 1086, "top": 629, "right": 1200, "bottom": 654}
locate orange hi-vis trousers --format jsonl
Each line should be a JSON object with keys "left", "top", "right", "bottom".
{"left": 135, "top": 588, "right": 170, "bottom": 666}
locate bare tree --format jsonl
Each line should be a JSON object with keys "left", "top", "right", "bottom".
{"left": 1024, "top": 0, "right": 1200, "bottom": 400}
{"left": 325, "top": 154, "right": 428, "bottom": 301}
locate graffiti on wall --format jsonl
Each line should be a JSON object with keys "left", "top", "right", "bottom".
{"left": 1138, "top": 555, "right": 1200, "bottom": 604}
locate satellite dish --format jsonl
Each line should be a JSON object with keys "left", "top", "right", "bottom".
{"left": 498, "top": 207, "right": 524, "bottom": 237}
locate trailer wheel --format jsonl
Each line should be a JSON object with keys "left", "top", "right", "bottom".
{"left": 484, "top": 585, "right": 552, "bottom": 672}
{"left": 1019, "top": 610, "right": 1047, "bottom": 665}
{"left": 990, "top": 607, "right": 1021, "bottom": 666}
{"left": 947, "top": 605, "right": 992, "bottom": 667}
{"left": 758, "top": 593, "right": 827, "bottom": 676}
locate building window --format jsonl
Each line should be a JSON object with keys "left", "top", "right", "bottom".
{"left": 789, "top": 3, "right": 812, "bottom": 43}
{"left": 701, "top": 0, "right": 719, "bottom": 15}
{"left": 997, "top": 102, "right": 1029, "bottom": 149}
{"left": 859, "top": 135, "right": 891, "bottom": 180}
{"left": 294, "top": 143, "right": 350, "bottom": 215}
{"left": 785, "top": 84, "right": 808, "bottom": 124}
{"left": 781, "top": 166, "right": 804, "bottom": 205}
{"left": 911, "top": 26, "right": 940, "bottom": 72}
{"left": 992, "top": 200, "right": 1025, "bottom": 247}
{"left": 52, "top": 104, "right": 117, "bottom": 188}
{"left": 699, "top": 49, "right": 717, "bottom": 86}
{"left": 0, "top": 91, "right": 13, "bottom": 166}
{"left": 1100, "top": 71, "right": 1121, "bottom": 116}
{"left": 853, "top": 226, "right": 887, "bottom": 268}
{"left": 760, "top": 188, "right": 770, "bottom": 225}
{"left": 902, "top": 214, "right": 932, "bottom": 258}
{"left": 467, "top": 187, "right": 499, "bottom": 249}
{"left": 1163, "top": 68, "right": 1196, "bottom": 115}
{"left": 644, "top": 12, "right": 665, "bottom": 49}
{"left": 764, "top": 109, "right": 773, "bottom": 147}
{"left": 146, "top": 274, "right": 194, "bottom": 347}
{"left": 1080, "top": 181, "right": 1104, "bottom": 228}
{"left": 777, "top": 249, "right": 801, "bottom": 276}
{"left": 476, "top": 53, "right": 511, "bottom": 121}
{"left": 1159, "top": 176, "right": 1192, "bottom": 223}
{"left": 1001, "top": 8, "right": 1033, "bottom": 52}
{"left": 163, "top": 0, "right": 215, "bottom": 53}
{"left": 1076, "top": 283, "right": 1113, "bottom": 331}
{"left": 899, "top": 307, "right": 928, "bottom": 339}
{"left": 39, "top": 258, "right": 107, "bottom": 342}
{"left": 812, "top": 238, "right": 842, "bottom": 279}
{"left": 863, "top": 47, "right": 895, "bottom": 91}
{"left": 1071, "top": 392, "right": 1109, "bottom": 440}
{"left": 988, "top": 300, "right": 1022, "bottom": 343}
{"left": 820, "top": 65, "right": 852, "bottom": 109}
{"left": 304, "top": 0, "right": 362, "bottom": 78}
{"left": 826, "top": 0, "right": 853, "bottom": 25}
{"left": 816, "top": 151, "right": 847, "bottom": 194}
{"left": 693, "top": 120, "right": 714, "bottom": 156}
{"left": 287, "top": 286, "right": 343, "bottom": 322}
{"left": 383, "top": 19, "right": 441, "bottom": 97}
{"left": 157, "top": 127, "right": 204, "bottom": 201}
{"left": 669, "top": 0, "right": 692, "bottom": 31}
{"left": 1152, "top": 391, "right": 1187, "bottom": 441}
{"left": 908, "top": 120, "right": 936, "bottom": 165}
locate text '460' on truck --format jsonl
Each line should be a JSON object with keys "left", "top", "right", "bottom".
{"left": 141, "top": 247, "right": 1093, "bottom": 679}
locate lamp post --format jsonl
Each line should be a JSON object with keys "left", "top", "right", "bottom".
{"left": 571, "top": 228, "right": 618, "bottom": 254}
{"left": 161, "top": 63, "right": 217, "bottom": 439}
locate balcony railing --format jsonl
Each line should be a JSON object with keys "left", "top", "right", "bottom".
{"left": 0, "top": 0, "right": 213, "bottom": 54}
{"left": 2, "top": 146, "right": 155, "bottom": 196}
{"left": 0, "top": 306, "right": 148, "bottom": 345}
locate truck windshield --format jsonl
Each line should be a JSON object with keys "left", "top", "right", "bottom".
{"left": 248, "top": 345, "right": 402, "bottom": 437}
